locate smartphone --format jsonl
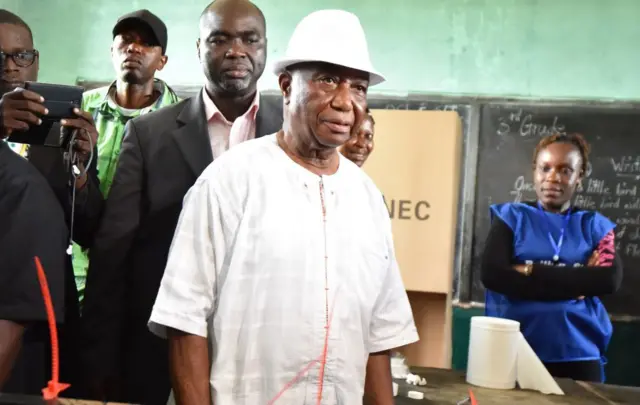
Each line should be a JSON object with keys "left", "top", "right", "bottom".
{"left": 6, "top": 81, "right": 84, "bottom": 148}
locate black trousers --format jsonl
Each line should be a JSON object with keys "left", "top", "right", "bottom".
{"left": 543, "top": 360, "right": 602, "bottom": 382}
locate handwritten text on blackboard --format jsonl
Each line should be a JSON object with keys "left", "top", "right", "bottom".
{"left": 496, "top": 109, "right": 567, "bottom": 137}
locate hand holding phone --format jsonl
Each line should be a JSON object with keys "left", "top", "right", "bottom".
{"left": 0, "top": 87, "right": 47, "bottom": 138}
{"left": 3, "top": 82, "right": 97, "bottom": 160}
{"left": 61, "top": 108, "right": 99, "bottom": 160}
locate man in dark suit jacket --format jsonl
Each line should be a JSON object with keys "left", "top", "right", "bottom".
{"left": 79, "top": 1, "right": 281, "bottom": 404}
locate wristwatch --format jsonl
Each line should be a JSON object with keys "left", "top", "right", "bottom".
{"left": 523, "top": 263, "right": 533, "bottom": 276}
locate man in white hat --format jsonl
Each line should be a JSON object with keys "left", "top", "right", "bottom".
{"left": 148, "top": 9, "right": 418, "bottom": 405}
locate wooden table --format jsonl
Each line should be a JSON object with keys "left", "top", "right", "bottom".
{"left": 394, "top": 367, "right": 640, "bottom": 404}
{"left": 3, "top": 368, "right": 640, "bottom": 404}
{"left": 0, "top": 393, "right": 131, "bottom": 405}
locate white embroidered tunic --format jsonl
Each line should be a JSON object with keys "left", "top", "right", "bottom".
{"left": 149, "top": 134, "right": 419, "bottom": 405}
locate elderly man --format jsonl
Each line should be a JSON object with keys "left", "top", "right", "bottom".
{"left": 149, "top": 9, "right": 418, "bottom": 405}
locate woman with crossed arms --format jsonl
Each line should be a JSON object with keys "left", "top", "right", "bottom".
{"left": 481, "top": 132, "right": 623, "bottom": 382}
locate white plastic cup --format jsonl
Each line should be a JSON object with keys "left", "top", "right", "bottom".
{"left": 466, "top": 316, "right": 521, "bottom": 390}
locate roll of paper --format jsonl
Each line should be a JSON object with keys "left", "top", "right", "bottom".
{"left": 466, "top": 316, "right": 521, "bottom": 390}
{"left": 465, "top": 316, "right": 565, "bottom": 395}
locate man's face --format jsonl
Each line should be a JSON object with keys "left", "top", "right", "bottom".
{"left": 281, "top": 62, "right": 369, "bottom": 150}
{"left": 197, "top": 8, "right": 266, "bottom": 96}
{"left": 111, "top": 24, "right": 167, "bottom": 85}
{"left": 0, "top": 23, "right": 38, "bottom": 94}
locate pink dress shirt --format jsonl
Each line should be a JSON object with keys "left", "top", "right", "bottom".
{"left": 202, "top": 89, "right": 260, "bottom": 159}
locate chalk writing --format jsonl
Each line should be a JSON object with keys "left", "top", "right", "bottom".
{"left": 496, "top": 109, "right": 566, "bottom": 137}
{"left": 616, "top": 214, "right": 640, "bottom": 226}
{"left": 624, "top": 243, "right": 640, "bottom": 258}
{"left": 574, "top": 194, "right": 597, "bottom": 210}
{"left": 586, "top": 178, "right": 610, "bottom": 195}
{"left": 509, "top": 176, "right": 535, "bottom": 202}
{"left": 383, "top": 102, "right": 464, "bottom": 114}
{"left": 384, "top": 103, "right": 409, "bottom": 110}
{"left": 628, "top": 227, "right": 640, "bottom": 242}
{"left": 624, "top": 198, "right": 640, "bottom": 210}
{"left": 520, "top": 115, "right": 565, "bottom": 137}
{"left": 432, "top": 104, "right": 459, "bottom": 112}
{"left": 611, "top": 156, "right": 640, "bottom": 176}
{"left": 506, "top": 173, "right": 640, "bottom": 213}
{"left": 616, "top": 181, "right": 638, "bottom": 197}
{"left": 600, "top": 196, "right": 621, "bottom": 209}
{"left": 594, "top": 162, "right": 640, "bottom": 264}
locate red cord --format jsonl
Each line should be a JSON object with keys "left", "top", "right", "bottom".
{"left": 266, "top": 357, "right": 321, "bottom": 405}
{"left": 267, "top": 301, "right": 336, "bottom": 405}
{"left": 469, "top": 388, "right": 478, "bottom": 405}
{"left": 34, "top": 256, "right": 70, "bottom": 400}
{"left": 315, "top": 319, "right": 331, "bottom": 404}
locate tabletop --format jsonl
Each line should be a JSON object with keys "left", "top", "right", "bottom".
{"left": 0, "top": 393, "right": 131, "bottom": 405}
{"left": 2, "top": 367, "right": 640, "bottom": 405}
{"left": 393, "top": 367, "right": 640, "bottom": 404}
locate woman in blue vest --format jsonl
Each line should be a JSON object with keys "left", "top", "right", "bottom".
{"left": 481, "top": 132, "right": 622, "bottom": 382}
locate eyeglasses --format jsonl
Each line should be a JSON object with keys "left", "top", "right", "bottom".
{"left": 0, "top": 50, "right": 39, "bottom": 68}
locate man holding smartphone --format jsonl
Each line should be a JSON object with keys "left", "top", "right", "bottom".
{"left": 0, "top": 9, "right": 103, "bottom": 244}
{"left": 0, "top": 9, "right": 100, "bottom": 396}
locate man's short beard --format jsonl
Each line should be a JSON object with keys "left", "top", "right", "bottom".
{"left": 121, "top": 71, "right": 145, "bottom": 85}
{"left": 219, "top": 78, "right": 250, "bottom": 94}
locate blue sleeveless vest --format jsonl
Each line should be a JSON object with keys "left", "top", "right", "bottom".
{"left": 485, "top": 202, "right": 615, "bottom": 382}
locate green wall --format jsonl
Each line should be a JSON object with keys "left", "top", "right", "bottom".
{"left": 9, "top": 0, "right": 640, "bottom": 99}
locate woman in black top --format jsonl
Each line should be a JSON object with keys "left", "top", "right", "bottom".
{"left": 480, "top": 133, "right": 622, "bottom": 382}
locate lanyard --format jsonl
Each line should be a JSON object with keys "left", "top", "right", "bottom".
{"left": 537, "top": 201, "right": 572, "bottom": 262}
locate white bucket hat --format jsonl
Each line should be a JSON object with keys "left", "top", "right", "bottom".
{"left": 272, "top": 9, "right": 386, "bottom": 86}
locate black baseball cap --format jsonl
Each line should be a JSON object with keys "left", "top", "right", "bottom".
{"left": 113, "top": 9, "right": 168, "bottom": 54}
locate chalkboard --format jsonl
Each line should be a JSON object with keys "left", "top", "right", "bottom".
{"left": 470, "top": 103, "right": 640, "bottom": 316}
